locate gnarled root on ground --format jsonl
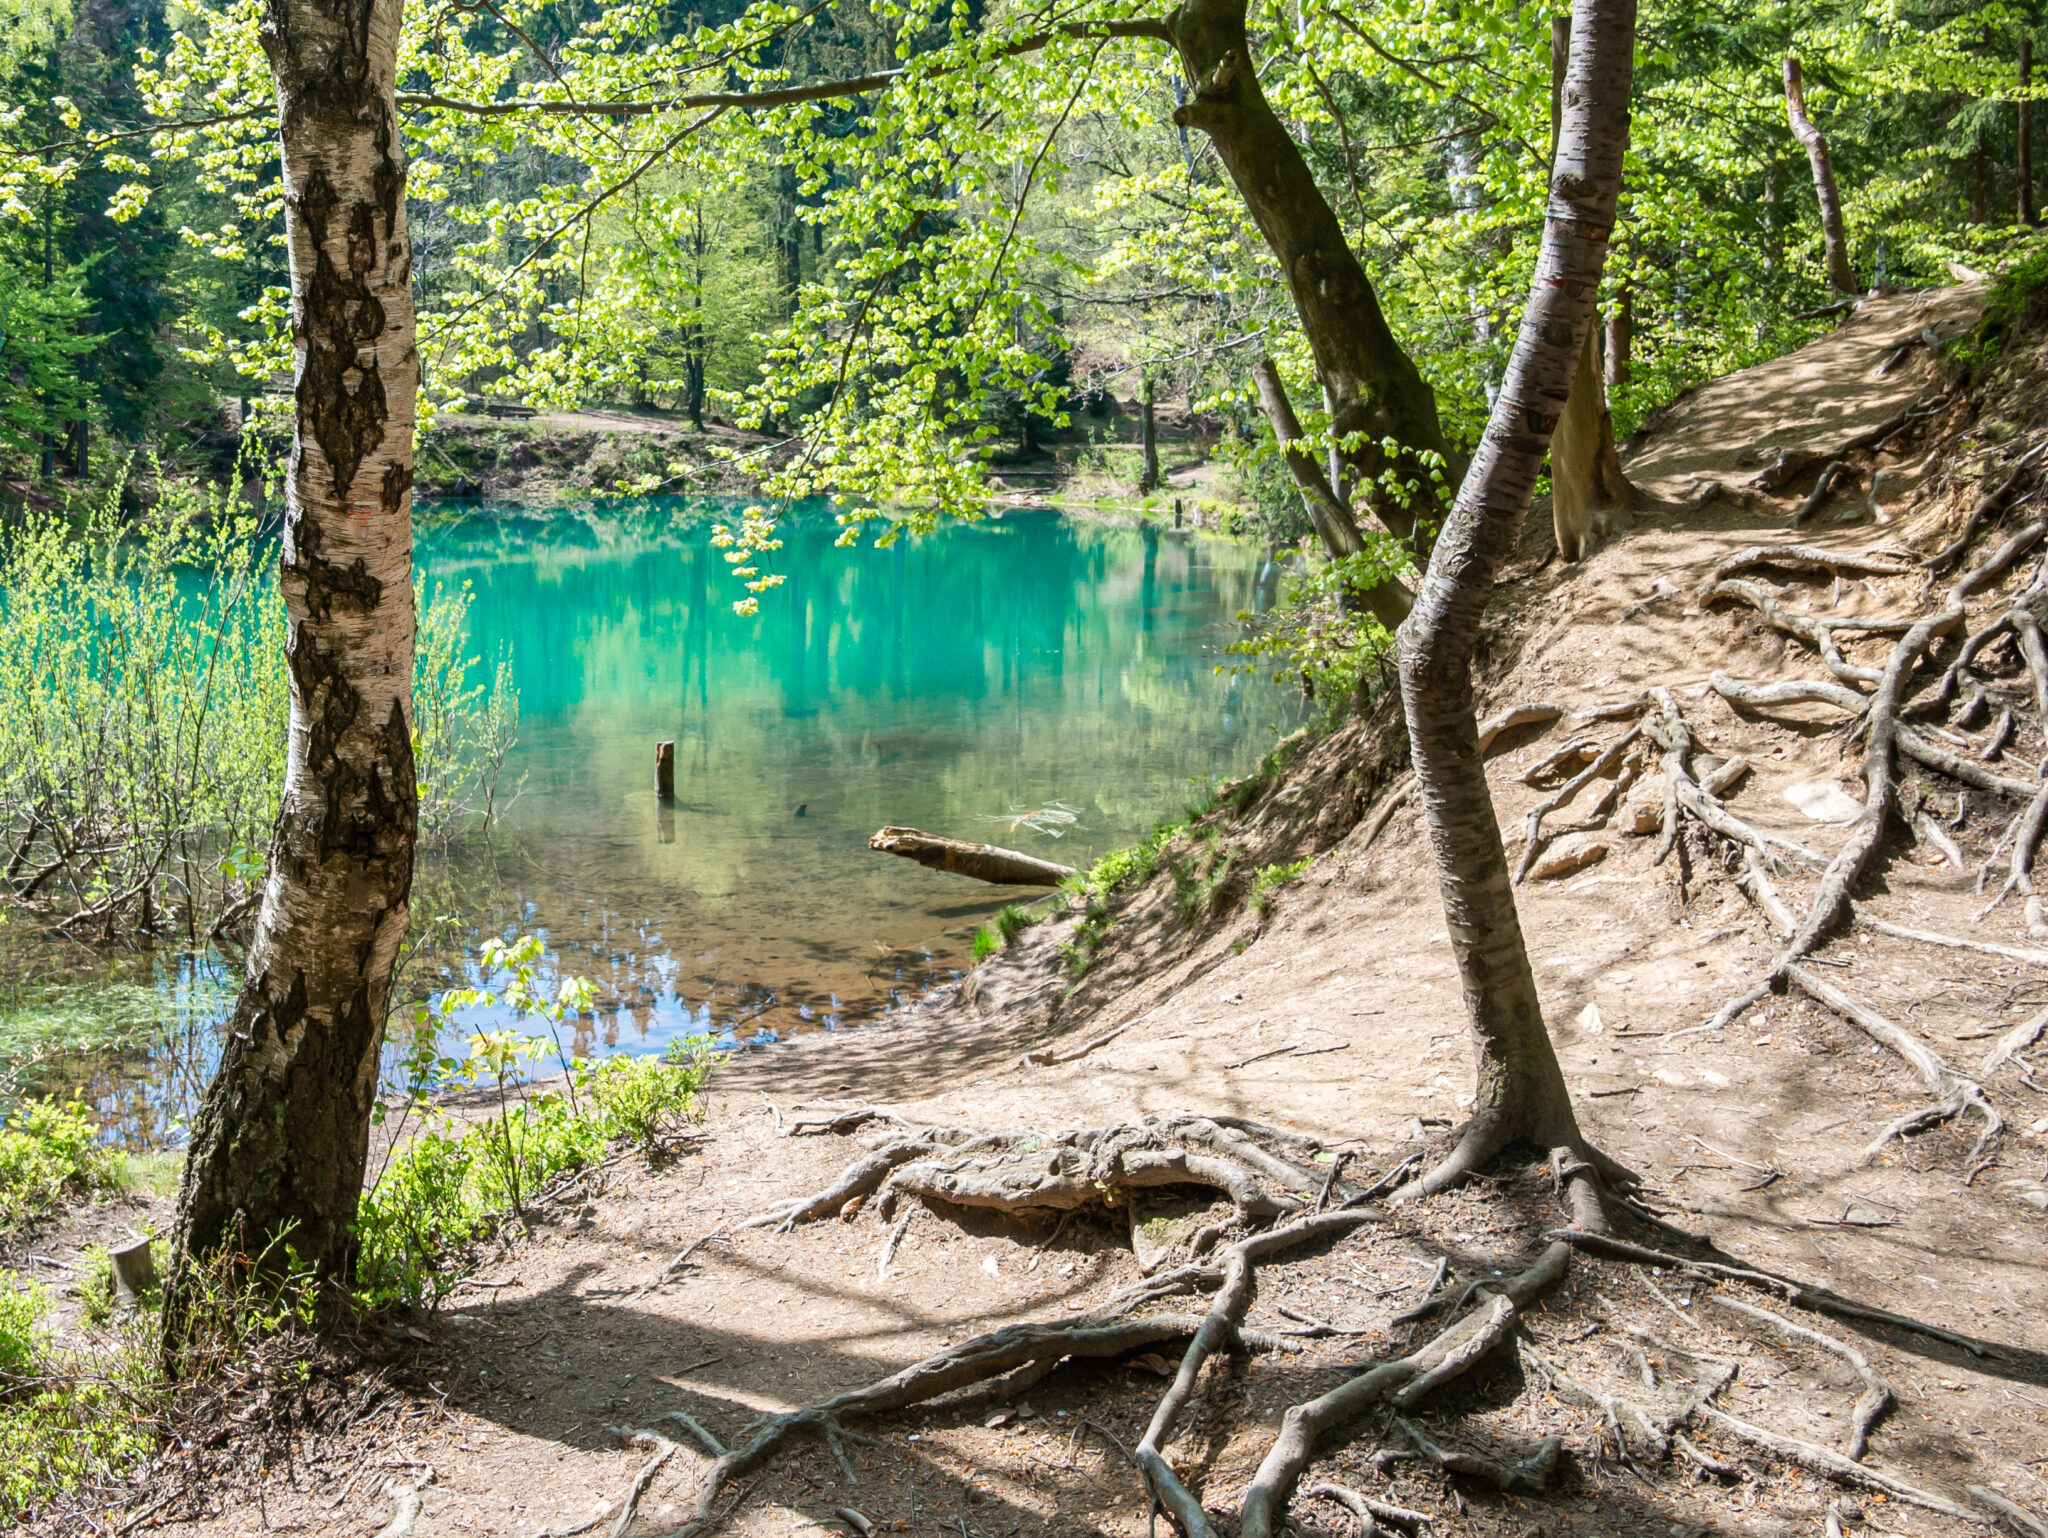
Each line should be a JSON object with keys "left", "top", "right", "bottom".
{"left": 1660, "top": 518, "right": 2048, "bottom": 1169}
{"left": 746, "top": 1111, "right": 1354, "bottom": 1235}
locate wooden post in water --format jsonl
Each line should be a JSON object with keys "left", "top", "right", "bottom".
{"left": 655, "top": 740, "right": 676, "bottom": 800}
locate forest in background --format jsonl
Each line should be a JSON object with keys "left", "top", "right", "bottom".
{"left": 2, "top": 0, "right": 2044, "bottom": 538}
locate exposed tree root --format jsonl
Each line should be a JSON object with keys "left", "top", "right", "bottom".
{"left": 1791, "top": 462, "right": 1845, "bottom": 526}
{"left": 1923, "top": 441, "right": 2048, "bottom": 573}
{"left": 1856, "top": 914, "right": 2048, "bottom": 966}
{"left": 1541, "top": 1227, "right": 2000, "bottom": 1358}
{"left": 1515, "top": 723, "right": 1644, "bottom": 882}
{"left": 1692, "top": 1405, "right": 1984, "bottom": 1520}
{"left": 1392, "top": 1416, "right": 1563, "bottom": 1492}
{"left": 1355, "top": 775, "right": 1417, "bottom": 852}
{"left": 746, "top": 1113, "right": 1346, "bottom": 1235}
{"left": 1697, "top": 520, "right": 2048, "bottom": 1049}
{"left": 1785, "top": 964, "right": 2003, "bottom": 1163}
{"left": 576, "top": 1428, "right": 680, "bottom": 1538}
{"left": 373, "top": 1478, "right": 426, "bottom": 1538}
{"left": 1304, "top": 1483, "right": 1433, "bottom": 1536}
{"left": 1710, "top": 543, "right": 1913, "bottom": 584}
{"left": 1969, "top": 1485, "right": 2048, "bottom": 1538}
{"left": 1981, "top": 1003, "right": 2048, "bottom": 1076}
{"left": 1476, "top": 702, "right": 1567, "bottom": 752}
{"left": 1704, "top": 1295, "right": 1890, "bottom": 1460}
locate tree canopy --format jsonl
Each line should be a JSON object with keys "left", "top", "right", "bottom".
{"left": 5, "top": 0, "right": 2045, "bottom": 574}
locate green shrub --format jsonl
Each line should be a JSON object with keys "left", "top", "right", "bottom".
{"left": 971, "top": 903, "right": 1038, "bottom": 962}
{"left": 0, "top": 1273, "right": 46, "bottom": 1377}
{"left": 1250, "top": 857, "right": 1313, "bottom": 915}
{"left": 1056, "top": 824, "right": 1186, "bottom": 977}
{"left": 0, "top": 453, "right": 517, "bottom": 943}
{"left": 1170, "top": 831, "right": 1236, "bottom": 919}
{"left": 0, "top": 1275, "right": 156, "bottom": 1524}
{"left": 586, "top": 1039, "right": 716, "bottom": 1147}
{"left": 1958, "top": 239, "right": 2048, "bottom": 378}
{"left": 0, "top": 1097, "right": 119, "bottom": 1234}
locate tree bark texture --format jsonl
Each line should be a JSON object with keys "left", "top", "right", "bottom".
{"left": 1783, "top": 57, "right": 1857, "bottom": 295}
{"left": 1394, "top": 0, "right": 1634, "bottom": 1193}
{"left": 1550, "top": 323, "right": 1631, "bottom": 561}
{"left": 1169, "top": 0, "right": 1456, "bottom": 556}
{"left": 1250, "top": 357, "right": 1412, "bottom": 629}
{"left": 170, "top": 0, "right": 419, "bottom": 1301}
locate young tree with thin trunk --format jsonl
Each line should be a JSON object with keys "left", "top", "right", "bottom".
{"left": 1168, "top": 0, "right": 1459, "bottom": 557}
{"left": 1547, "top": 14, "right": 1635, "bottom": 563}
{"left": 1137, "top": 370, "right": 1159, "bottom": 492}
{"left": 167, "top": 0, "right": 419, "bottom": 1315}
{"left": 1250, "top": 356, "right": 1413, "bottom": 630}
{"left": 1784, "top": 55, "right": 1858, "bottom": 295}
{"left": 2023, "top": 39, "right": 2037, "bottom": 226}
{"left": 1395, "top": 0, "right": 1637, "bottom": 1198}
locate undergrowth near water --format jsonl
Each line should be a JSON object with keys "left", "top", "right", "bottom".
{"left": 0, "top": 449, "right": 519, "bottom": 945}
{"left": 358, "top": 935, "right": 718, "bottom": 1309}
{"left": 971, "top": 902, "right": 1039, "bottom": 961}
{"left": 1220, "top": 546, "right": 1401, "bottom": 715}
{"left": 0, "top": 1097, "right": 121, "bottom": 1234}
{"left": 0, "top": 1273, "right": 159, "bottom": 1523}
{"left": 0, "top": 933, "right": 722, "bottom": 1526}
{"left": 1249, "top": 856, "right": 1312, "bottom": 914}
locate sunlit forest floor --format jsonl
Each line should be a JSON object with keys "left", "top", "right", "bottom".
{"left": 19, "top": 283, "right": 2048, "bottom": 1538}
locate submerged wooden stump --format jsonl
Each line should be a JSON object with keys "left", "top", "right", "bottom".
{"left": 868, "top": 827, "right": 1076, "bottom": 886}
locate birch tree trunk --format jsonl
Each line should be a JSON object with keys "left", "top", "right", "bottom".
{"left": 1784, "top": 56, "right": 1857, "bottom": 296}
{"left": 1393, "top": 0, "right": 1635, "bottom": 1197}
{"left": 169, "top": 0, "right": 418, "bottom": 1309}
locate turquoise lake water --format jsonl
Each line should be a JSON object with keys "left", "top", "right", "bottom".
{"left": 415, "top": 499, "right": 1300, "bottom": 1059}
{"left": 6, "top": 500, "right": 1302, "bottom": 1142}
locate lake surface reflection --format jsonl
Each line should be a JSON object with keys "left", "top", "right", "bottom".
{"left": 425, "top": 500, "right": 1300, "bottom": 1058}
{"left": 4, "top": 500, "right": 1303, "bottom": 1143}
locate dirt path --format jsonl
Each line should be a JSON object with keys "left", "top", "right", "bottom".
{"left": 96, "top": 288, "right": 2048, "bottom": 1538}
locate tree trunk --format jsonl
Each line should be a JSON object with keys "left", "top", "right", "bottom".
{"left": 1783, "top": 56, "right": 1857, "bottom": 295}
{"left": 1168, "top": 0, "right": 1458, "bottom": 556}
{"left": 1605, "top": 288, "right": 1631, "bottom": 391}
{"left": 1972, "top": 124, "right": 1989, "bottom": 225}
{"left": 1138, "top": 373, "right": 1160, "bottom": 491}
{"left": 1250, "top": 357, "right": 1412, "bottom": 629}
{"left": 2024, "top": 40, "right": 2037, "bottom": 228}
{"left": 777, "top": 161, "right": 803, "bottom": 316}
{"left": 168, "top": 0, "right": 419, "bottom": 1313}
{"left": 1547, "top": 20, "right": 1633, "bottom": 562}
{"left": 868, "top": 827, "right": 1076, "bottom": 886}
{"left": 1393, "top": 0, "right": 1635, "bottom": 1196}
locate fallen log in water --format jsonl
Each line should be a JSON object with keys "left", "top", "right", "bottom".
{"left": 868, "top": 826, "right": 1076, "bottom": 886}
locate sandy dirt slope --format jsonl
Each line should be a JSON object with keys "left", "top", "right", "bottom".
{"left": 117, "top": 288, "right": 2048, "bottom": 1538}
